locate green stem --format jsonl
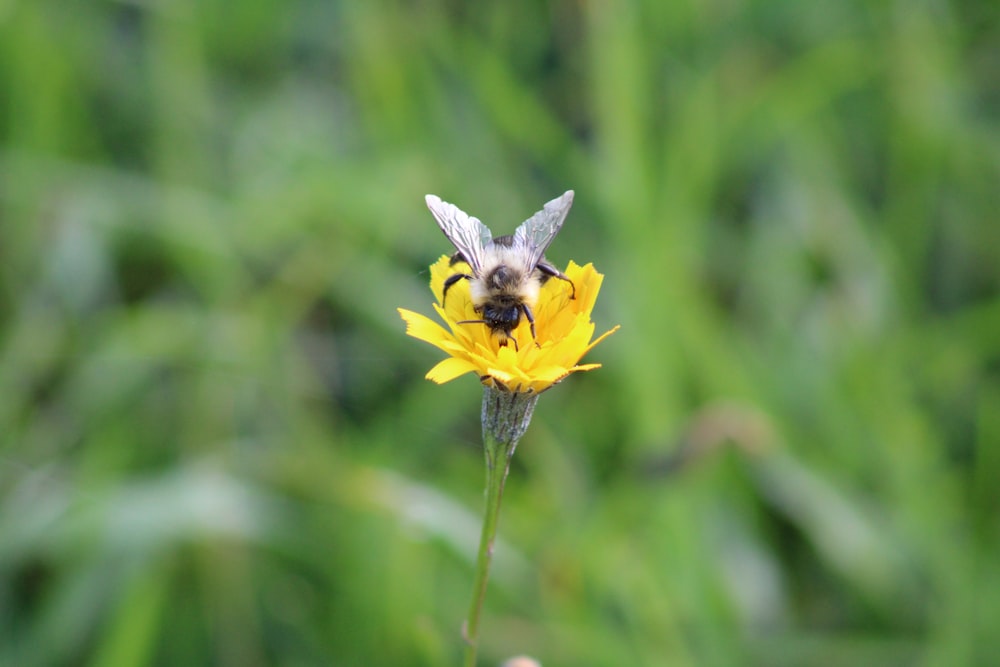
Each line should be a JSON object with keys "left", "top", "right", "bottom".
{"left": 463, "top": 430, "right": 513, "bottom": 667}
{"left": 462, "top": 386, "right": 538, "bottom": 667}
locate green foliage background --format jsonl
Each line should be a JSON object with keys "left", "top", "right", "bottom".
{"left": 2, "top": 1, "right": 998, "bottom": 665}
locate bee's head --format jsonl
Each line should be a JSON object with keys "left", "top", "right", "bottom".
{"left": 483, "top": 302, "right": 520, "bottom": 325}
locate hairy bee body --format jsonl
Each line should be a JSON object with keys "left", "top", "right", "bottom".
{"left": 456, "top": 240, "right": 568, "bottom": 332}
{"left": 427, "top": 192, "right": 576, "bottom": 348}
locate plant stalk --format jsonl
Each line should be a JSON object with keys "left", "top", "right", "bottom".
{"left": 462, "top": 431, "right": 513, "bottom": 667}
{"left": 463, "top": 386, "right": 537, "bottom": 667}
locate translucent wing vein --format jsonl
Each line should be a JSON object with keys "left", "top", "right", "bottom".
{"left": 425, "top": 194, "right": 492, "bottom": 273}
{"left": 512, "top": 190, "right": 574, "bottom": 271}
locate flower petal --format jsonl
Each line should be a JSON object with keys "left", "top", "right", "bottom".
{"left": 571, "top": 363, "right": 602, "bottom": 372}
{"left": 398, "top": 308, "right": 455, "bottom": 353}
{"left": 426, "top": 356, "right": 478, "bottom": 384}
{"left": 585, "top": 325, "right": 620, "bottom": 354}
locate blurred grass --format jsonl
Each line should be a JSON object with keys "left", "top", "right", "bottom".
{"left": 1, "top": 0, "right": 998, "bottom": 665}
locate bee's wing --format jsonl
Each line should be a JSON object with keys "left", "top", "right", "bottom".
{"left": 512, "top": 190, "right": 574, "bottom": 271}
{"left": 425, "top": 195, "right": 492, "bottom": 273}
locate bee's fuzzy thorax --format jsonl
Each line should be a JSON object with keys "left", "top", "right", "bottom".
{"left": 469, "top": 245, "right": 540, "bottom": 309}
{"left": 469, "top": 273, "right": 540, "bottom": 309}
{"left": 480, "top": 244, "right": 526, "bottom": 276}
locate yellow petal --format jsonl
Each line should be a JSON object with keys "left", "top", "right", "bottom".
{"left": 426, "top": 356, "right": 478, "bottom": 384}
{"left": 530, "top": 365, "right": 572, "bottom": 384}
{"left": 398, "top": 308, "right": 453, "bottom": 350}
{"left": 571, "top": 363, "right": 602, "bottom": 372}
{"left": 585, "top": 325, "right": 620, "bottom": 354}
{"left": 485, "top": 366, "right": 514, "bottom": 384}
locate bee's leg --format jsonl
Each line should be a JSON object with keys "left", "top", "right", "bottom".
{"left": 442, "top": 273, "right": 473, "bottom": 303}
{"left": 520, "top": 303, "right": 538, "bottom": 344}
{"left": 536, "top": 259, "right": 576, "bottom": 299}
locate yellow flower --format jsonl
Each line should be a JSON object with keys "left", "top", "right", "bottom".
{"left": 398, "top": 256, "right": 618, "bottom": 394}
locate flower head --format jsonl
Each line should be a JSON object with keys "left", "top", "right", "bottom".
{"left": 399, "top": 255, "right": 618, "bottom": 394}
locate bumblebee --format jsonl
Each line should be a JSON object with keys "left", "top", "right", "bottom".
{"left": 425, "top": 191, "right": 576, "bottom": 348}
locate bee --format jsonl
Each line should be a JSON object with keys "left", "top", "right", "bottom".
{"left": 425, "top": 190, "right": 576, "bottom": 349}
